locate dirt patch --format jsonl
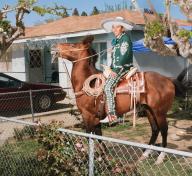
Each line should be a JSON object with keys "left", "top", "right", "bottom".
{"left": 102, "top": 115, "right": 192, "bottom": 152}
{"left": 168, "top": 118, "right": 192, "bottom": 151}
{"left": 60, "top": 111, "right": 192, "bottom": 152}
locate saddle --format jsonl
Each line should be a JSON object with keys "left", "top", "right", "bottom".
{"left": 116, "top": 70, "right": 145, "bottom": 95}
{"left": 82, "top": 68, "right": 145, "bottom": 98}
{"left": 78, "top": 68, "right": 146, "bottom": 123}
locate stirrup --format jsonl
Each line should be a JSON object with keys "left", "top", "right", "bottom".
{"left": 100, "top": 114, "right": 117, "bottom": 123}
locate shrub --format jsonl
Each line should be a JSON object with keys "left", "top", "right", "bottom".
{"left": 171, "top": 97, "right": 186, "bottom": 113}
{"left": 14, "top": 125, "right": 37, "bottom": 141}
{"left": 36, "top": 121, "right": 89, "bottom": 176}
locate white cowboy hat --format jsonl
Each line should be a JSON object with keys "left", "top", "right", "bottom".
{"left": 101, "top": 16, "right": 134, "bottom": 32}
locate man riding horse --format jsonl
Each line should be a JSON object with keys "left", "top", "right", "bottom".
{"left": 100, "top": 17, "right": 135, "bottom": 123}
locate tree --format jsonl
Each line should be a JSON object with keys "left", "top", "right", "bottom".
{"left": 91, "top": 6, "right": 100, "bottom": 15}
{"left": 140, "top": 0, "right": 192, "bottom": 62}
{"left": 0, "top": 0, "right": 69, "bottom": 60}
{"left": 104, "top": 1, "right": 129, "bottom": 13}
{"left": 72, "top": 8, "right": 79, "bottom": 16}
{"left": 81, "top": 11, "right": 88, "bottom": 16}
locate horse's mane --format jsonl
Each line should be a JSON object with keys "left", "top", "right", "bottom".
{"left": 88, "top": 47, "right": 98, "bottom": 67}
{"left": 82, "top": 35, "right": 100, "bottom": 72}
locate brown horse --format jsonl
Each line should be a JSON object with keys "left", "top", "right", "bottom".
{"left": 52, "top": 36, "right": 179, "bottom": 151}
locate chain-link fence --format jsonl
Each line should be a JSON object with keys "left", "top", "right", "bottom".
{"left": 0, "top": 118, "right": 43, "bottom": 176}
{"left": 0, "top": 116, "right": 191, "bottom": 176}
{"left": 58, "top": 128, "right": 192, "bottom": 176}
{"left": 0, "top": 88, "right": 81, "bottom": 125}
{"left": 0, "top": 88, "right": 64, "bottom": 115}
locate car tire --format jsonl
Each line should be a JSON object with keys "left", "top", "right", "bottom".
{"left": 34, "top": 94, "right": 52, "bottom": 112}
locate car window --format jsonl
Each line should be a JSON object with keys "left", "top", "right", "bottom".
{"left": 9, "top": 79, "right": 21, "bottom": 88}
{"left": 0, "top": 76, "right": 21, "bottom": 88}
{"left": 0, "top": 76, "right": 9, "bottom": 88}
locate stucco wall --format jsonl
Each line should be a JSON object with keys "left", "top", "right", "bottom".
{"left": 2, "top": 45, "right": 26, "bottom": 81}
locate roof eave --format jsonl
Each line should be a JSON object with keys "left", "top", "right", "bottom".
{"left": 14, "top": 29, "right": 107, "bottom": 44}
{"left": 14, "top": 27, "right": 144, "bottom": 44}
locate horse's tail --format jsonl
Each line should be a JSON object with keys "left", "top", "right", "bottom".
{"left": 173, "top": 79, "right": 187, "bottom": 98}
{"left": 173, "top": 65, "right": 192, "bottom": 98}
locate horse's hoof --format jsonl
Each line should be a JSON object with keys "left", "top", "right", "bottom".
{"left": 155, "top": 152, "right": 166, "bottom": 165}
{"left": 138, "top": 155, "right": 147, "bottom": 162}
{"left": 139, "top": 149, "right": 153, "bottom": 162}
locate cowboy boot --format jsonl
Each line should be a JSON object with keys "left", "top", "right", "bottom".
{"left": 100, "top": 114, "right": 117, "bottom": 123}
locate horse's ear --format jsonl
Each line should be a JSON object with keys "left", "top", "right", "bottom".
{"left": 82, "top": 35, "right": 94, "bottom": 45}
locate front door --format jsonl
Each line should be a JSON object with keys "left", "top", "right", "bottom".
{"left": 28, "top": 49, "right": 44, "bottom": 83}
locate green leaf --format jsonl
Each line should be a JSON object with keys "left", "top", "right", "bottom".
{"left": 178, "top": 29, "right": 191, "bottom": 39}
{"left": 145, "top": 20, "right": 165, "bottom": 38}
{"left": 0, "top": 20, "right": 11, "bottom": 34}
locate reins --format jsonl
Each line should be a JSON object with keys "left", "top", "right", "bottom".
{"left": 58, "top": 48, "right": 89, "bottom": 52}
{"left": 72, "top": 49, "right": 108, "bottom": 63}
{"left": 53, "top": 47, "right": 110, "bottom": 63}
{"left": 72, "top": 49, "right": 108, "bottom": 96}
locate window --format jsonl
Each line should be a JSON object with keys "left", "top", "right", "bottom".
{"left": 0, "top": 76, "right": 21, "bottom": 88}
{"left": 92, "top": 42, "right": 107, "bottom": 71}
{"left": 0, "top": 76, "right": 9, "bottom": 88}
{"left": 8, "top": 79, "right": 21, "bottom": 88}
{"left": 29, "top": 50, "right": 41, "bottom": 68}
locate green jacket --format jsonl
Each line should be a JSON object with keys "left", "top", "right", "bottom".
{"left": 111, "top": 32, "right": 133, "bottom": 73}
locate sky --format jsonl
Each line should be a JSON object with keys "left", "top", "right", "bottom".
{"left": 0, "top": 0, "right": 187, "bottom": 26}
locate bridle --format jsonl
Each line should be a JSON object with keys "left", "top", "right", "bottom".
{"left": 72, "top": 49, "right": 108, "bottom": 63}
{"left": 52, "top": 46, "right": 109, "bottom": 63}
{"left": 51, "top": 46, "right": 110, "bottom": 97}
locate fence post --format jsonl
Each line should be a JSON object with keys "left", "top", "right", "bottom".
{"left": 89, "top": 134, "right": 94, "bottom": 176}
{"left": 29, "top": 90, "right": 35, "bottom": 122}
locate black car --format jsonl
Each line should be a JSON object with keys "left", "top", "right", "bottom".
{"left": 0, "top": 73, "right": 66, "bottom": 111}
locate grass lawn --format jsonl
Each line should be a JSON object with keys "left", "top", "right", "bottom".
{"left": 0, "top": 139, "right": 44, "bottom": 176}
{"left": 102, "top": 118, "right": 151, "bottom": 142}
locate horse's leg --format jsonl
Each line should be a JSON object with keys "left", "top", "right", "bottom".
{"left": 81, "top": 109, "right": 100, "bottom": 134}
{"left": 81, "top": 110, "right": 107, "bottom": 158}
{"left": 81, "top": 111, "right": 95, "bottom": 133}
{"left": 155, "top": 113, "right": 168, "bottom": 164}
{"left": 94, "top": 123, "right": 102, "bottom": 136}
{"left": 140, "top": 106, "right": 159, "bottom": 160}
{"left": 146, "top": 107, "right": 159, "bottom": 146}
{"left": 154, "top": 112, "right": 168, "bottom": 147}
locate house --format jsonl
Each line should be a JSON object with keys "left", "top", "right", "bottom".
{"left": 3, "top": 10, "right": 191, "bottom": 90}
